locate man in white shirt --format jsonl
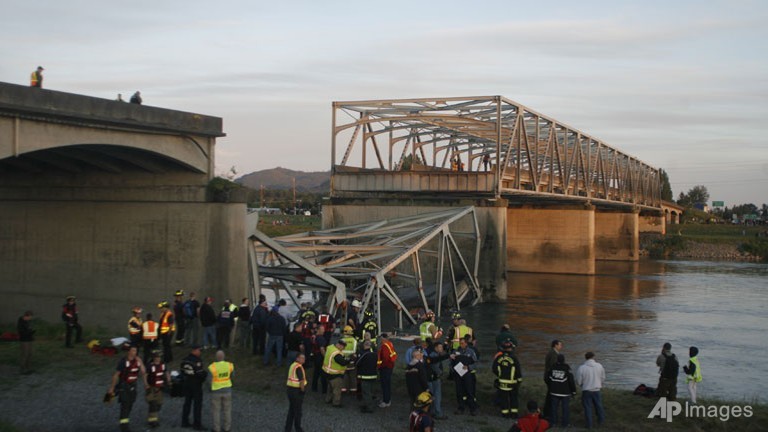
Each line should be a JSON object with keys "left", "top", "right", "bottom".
{"left": 576, "top": 351, "right": 606, "bottom": 429}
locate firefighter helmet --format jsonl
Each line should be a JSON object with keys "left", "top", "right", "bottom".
{"left": 343, "top": 325, "right": 354, "bottom": 335}
{"left": 451, "top": 311, "right": 462, "bottom": 320}
{"left": 157, "top": 301, "right": 170, "bottom": 309}
{"left": 364, "top": 309, "right": 373, "bottom": 318}
{"left": 174, "top": 290, "right": 184, "bottom": 297}
{"left": 132, "top": 307, "right": 142, "bottom": 314}
{"left": 414, "top": 391, "right": 433, "bottom": 408}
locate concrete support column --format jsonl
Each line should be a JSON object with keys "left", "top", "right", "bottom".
{"left": 595, "top": 210, "right": 639, "bottom": 261}
{"left": 506, "top": 206, "right": 595, "bottom": 275}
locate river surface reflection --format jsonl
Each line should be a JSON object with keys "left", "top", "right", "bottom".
{"left": 460, "top": 260, "right": 768, "bottom": 402}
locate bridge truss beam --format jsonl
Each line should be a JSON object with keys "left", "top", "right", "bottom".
{"left": 332, "top": 96, "right": 661, "bottom": 208}
{"left": 249, "top": 207, "right": 482, "bottom": 331}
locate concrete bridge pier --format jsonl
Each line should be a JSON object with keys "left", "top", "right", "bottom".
{"left": 506, "top": 205, "right": 596, "bottom": 275}
{"left": 595, "top": 209, "right": 639, "bottom": 261}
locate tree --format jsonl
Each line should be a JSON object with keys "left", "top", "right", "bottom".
{"left": 677, "top": 185, "right": 709, "bottom": 207}
{"left": 660, "top": 169, "right": 673, "bottom": 201}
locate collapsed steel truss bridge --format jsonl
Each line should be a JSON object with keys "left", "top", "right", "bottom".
{"left": 247, "top": 208, "right": 482, "bottom": 330}
{"left": 331, "top": 96, "right": 661, "bottom": 208}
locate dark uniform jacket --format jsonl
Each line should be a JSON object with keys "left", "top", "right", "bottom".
{"left": 180, "top": 353, "right": 207, "bottom": 388}
{"left": 546, "top": 362, "right": 576, "bottom": 397}
{"left": 356, "top": 349, "right": 378, "bottom": 379}
{"left": 492, "top": 352, "right": 522, "bottom": 390}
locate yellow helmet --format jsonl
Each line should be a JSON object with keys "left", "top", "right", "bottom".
{"left": 414, "top": 391, "right": 433, "bottom": 408}
{"left": 157, "top": 301, "right": 170, "bottom": 309}
{"left": 87, "top": 339, "right": 101, "bottom": 349}
{"left": 132, "top": 307, "right": 142, "bottom": 314}
{"left": 343, "top": 325, "right": 354, "bottom": 335}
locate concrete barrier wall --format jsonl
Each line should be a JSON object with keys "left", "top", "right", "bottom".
{"left": 507, "top": 207, "right": 595, "bottom": 275}
{"left": 0, "top": 201, "right": 246, "bottom": 331}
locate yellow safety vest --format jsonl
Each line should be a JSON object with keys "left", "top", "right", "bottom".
{"left": 142, "top": 321, "right": 158, "bottom": 340}
{"left": 419, "top": 321, "right": 435, "bottom": 341}
{"left": 160, "top": 310, "right": 175, "bottom": 334}
{"left": 323, "top": 346, "right": 346, "bottom": 375}
{"left": 128, "top": 316, "right": 143, "bottom": 335}
{"left": 209, "top": 361, "right": 234, "bottom": 391}
{"left": 341, "top": 336, "right": 358, "bottom": 356}
{"left": 451, "top": 325, "right": 473, "bottom": 349}
{"left": 286, "top": 362, "right": 307, "bottom": 388}
{"left": 686, "top": 356, "right": 703, "bottom": 383}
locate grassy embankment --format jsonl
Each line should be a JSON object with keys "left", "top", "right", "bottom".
{"left": 1, "top": 321, "right": 767, "bottom": 432}
{"left": 646, "top": 224, "right": 768, "bottom": 261}
{"left": 257, "top": 214, "right": 322, "bottom": 237}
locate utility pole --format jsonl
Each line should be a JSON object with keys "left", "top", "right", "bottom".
{"left": 293, "top": 177, "right": 297, "bottom": 215}
{"left": 260, "top": 185, "right": 264, "bottom": 208}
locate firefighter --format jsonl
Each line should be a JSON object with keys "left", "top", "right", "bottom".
{"left": 340, "top": 325, "right": 358, "bottom": 393}
{"left": 447, "top": 312, "right": 472, "bottom": 350}
{"left": 62, "top": 295, "right": 82, "bottom": 348}
{"left": 409, "top": 391, "right": 435, "bottom": 432}
{"left": 107, "top": 345, "right": 147, "bottom": 432}
{"left": 146, "top": 350, "right": 170, "bottom": 428}
{"left": 360, "top": 309, "right": 378, "bottom": 345}
{"left": 419, "top": 310, "right": 441, "bottom": 342}
{"left": 157, "top": 302, "right": 175, "bottom": 363}
{"left": 30, "top": 66, "right": 43, "bottom": 88}
{"left": 492, "top": 341, "right": 522, "bottom": 418}
{"left": 173, "top": 290, "right": 186, "bottom": 346}
{"left": 285, "top": 352, "right": 307, "bottom": 432}
{"left": 142, "top": 313, "right": 159, "bottom": 365}
{"left": 128, "top": 307, "right": 143, "bottom": 348}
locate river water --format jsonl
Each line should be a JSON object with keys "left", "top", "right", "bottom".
{"left": 458, "top": 259, "right": 768, "bottom": 402}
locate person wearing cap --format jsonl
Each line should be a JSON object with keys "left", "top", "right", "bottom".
{"left": 495, "top": 324, "right": 518, "bottom": 351}
{"left": 545, "top": 353, "right": 576, "bottom": 428}
{"left": 173, "top": 290, "right": 187, "bottom": 347}
{"left": 216, "top": 300, "right": 236, "bottom": 350}
{"left": 447, "top": 312, "right": 472, "bottom": 350}
{"left": 347, "top": 299, "right": 362, "bottom": 334}
{"left": 323, "top": 339, "right": 351, "bottom": 407}
{"left": 61, "top": 295, "right": 82, "bottom": 348}
{"left": 683, "top": 346, "right": 702, "bottom": 404}
{"left": 107, "top": 345, "right": 147, "bottom": 432}
{"left": 180, "top": 345, "right": 207, "bottom": 430}
{"left": 208, "top": 350, "right": 234, "bottom": 432}
{"left": 158, "top": 301, "right": 175, "bottom": 363}
{"left": 146, "top": 350, "right": 171, "bottom": 428}
{"left": 128, "top": 307, "right": 143, "bottom": 349}
{"left": 409, "top": 391, "right": 435, "bottom": 432}
{"left": 30, "top": 66, "right": 43, "bottom": 88}
{"left": 360, "top": 309, "right": 378, "bottom": 344}
{"left": 377, "top": 333, "right": 398, "bottom": 408}
{"left": 543, "top": 339, "right": 563, "bottom": 418}
{"left": 510, "top": 400, "right": 550, "bottom": 432}
{"left": 492, "top": 341, "right": 523, "bottom": 418}
{"left": 285, "top": 352, "right": 307, "bottom": 431}
{"left": 142, "top": 313, "right": 159, "bottom": 365}
{"left": 200, "top": 296, "right": 217, "bottom": 350}
{"left": 17, "top": 310, "right": 35, "bottom": 375}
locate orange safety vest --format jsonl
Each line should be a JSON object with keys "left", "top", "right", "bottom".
{"left": 128, "top": 316, "right": 143, "bottom": 335}
{"left": 159, "top": 310, "right": 175, "bottom": 334}
{"left": 142, "top": 321, "right": 158, "bottom": 340}
{"left": 286, "top": 361, "right": 307, "bottom": 388}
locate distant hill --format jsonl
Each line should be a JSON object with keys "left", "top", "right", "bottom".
{"left": 235, "top": 167, "right": 330, "bottom": 192}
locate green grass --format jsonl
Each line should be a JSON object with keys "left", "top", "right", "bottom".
{"left": 675, "top": 224, "right": 765, "bottom": 244}
{"left": 257, "top": 214, "right": 322, "bottom": 237}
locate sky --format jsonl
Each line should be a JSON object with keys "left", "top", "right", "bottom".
{"left": 2, "top": 0, "right": 767, "bottom": 206}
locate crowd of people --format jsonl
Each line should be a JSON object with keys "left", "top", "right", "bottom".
{"left": 14, "top": 292, "right": 705, "bottom": 431}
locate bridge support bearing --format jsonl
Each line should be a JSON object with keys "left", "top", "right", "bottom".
{"left": 506, "top": 207, "right": 595, "bottom": 275}
{"left": 595, "top": 210, "right": 639, "bottom": 261}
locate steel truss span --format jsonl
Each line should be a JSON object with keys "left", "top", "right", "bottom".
{"left": 332, "top": 96, "right": 661, "bottom": 208}
{"left": 248, "top": 208, "right": 482, "bottom": 331}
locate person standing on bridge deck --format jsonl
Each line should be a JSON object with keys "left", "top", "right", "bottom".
{"left": 30, "top": 66, "right": 43, "bottom": 87}
{"left": 130, "top": 91, "right": 142, "bottom": 104}
{"left": 483, "top": 154, "right": 491, "bottom": 172}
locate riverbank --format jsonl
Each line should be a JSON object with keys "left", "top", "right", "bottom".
{"left": 0, "top": 327, "right": 765, "bottom": 432}
{"left": 641, "top": 224, "right": 767, "bottom": 261}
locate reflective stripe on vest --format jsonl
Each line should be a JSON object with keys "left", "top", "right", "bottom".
{"left": 121, "top": 358, "right": 140, "bottom": 384}
{"left": 128, "top": 317, "right": 142, "bottom": 335}
{"left": 451, "top": 325, "right": 473, "bottom": 348}
{"left": 209, "top": 361, "right": 233, "bottom": 391}
{"left": 323, "top": 346, "right": 346, "bottom": 375}
{"left": 286, "top": 362, "right": 307, "bottom": 388}
{"left": 149, "top": 363, "right": 165, "bottom": 388}
{"left": 160, "top": 311, "right": 174, "bottom": 334}
{"left": 687, "top": 356, "right": 703, "bottom": 383}
{"left": 142, "top": 321, "right": 158, "bottom": 340}
{"left": 496, "top": 355, "right": 518, "bottom": 386}
{"left": 341, "top": 336, "right": 357, "bottom": 356}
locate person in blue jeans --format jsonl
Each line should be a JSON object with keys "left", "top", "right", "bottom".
{"left": 545, "top": 353, "right": 576, "bottom": 427}
{"left": 576, "top": 351, "right": 606, "bottom": 429}
{"left": 263, "top": 308, "right": 287, "bottom": 367}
